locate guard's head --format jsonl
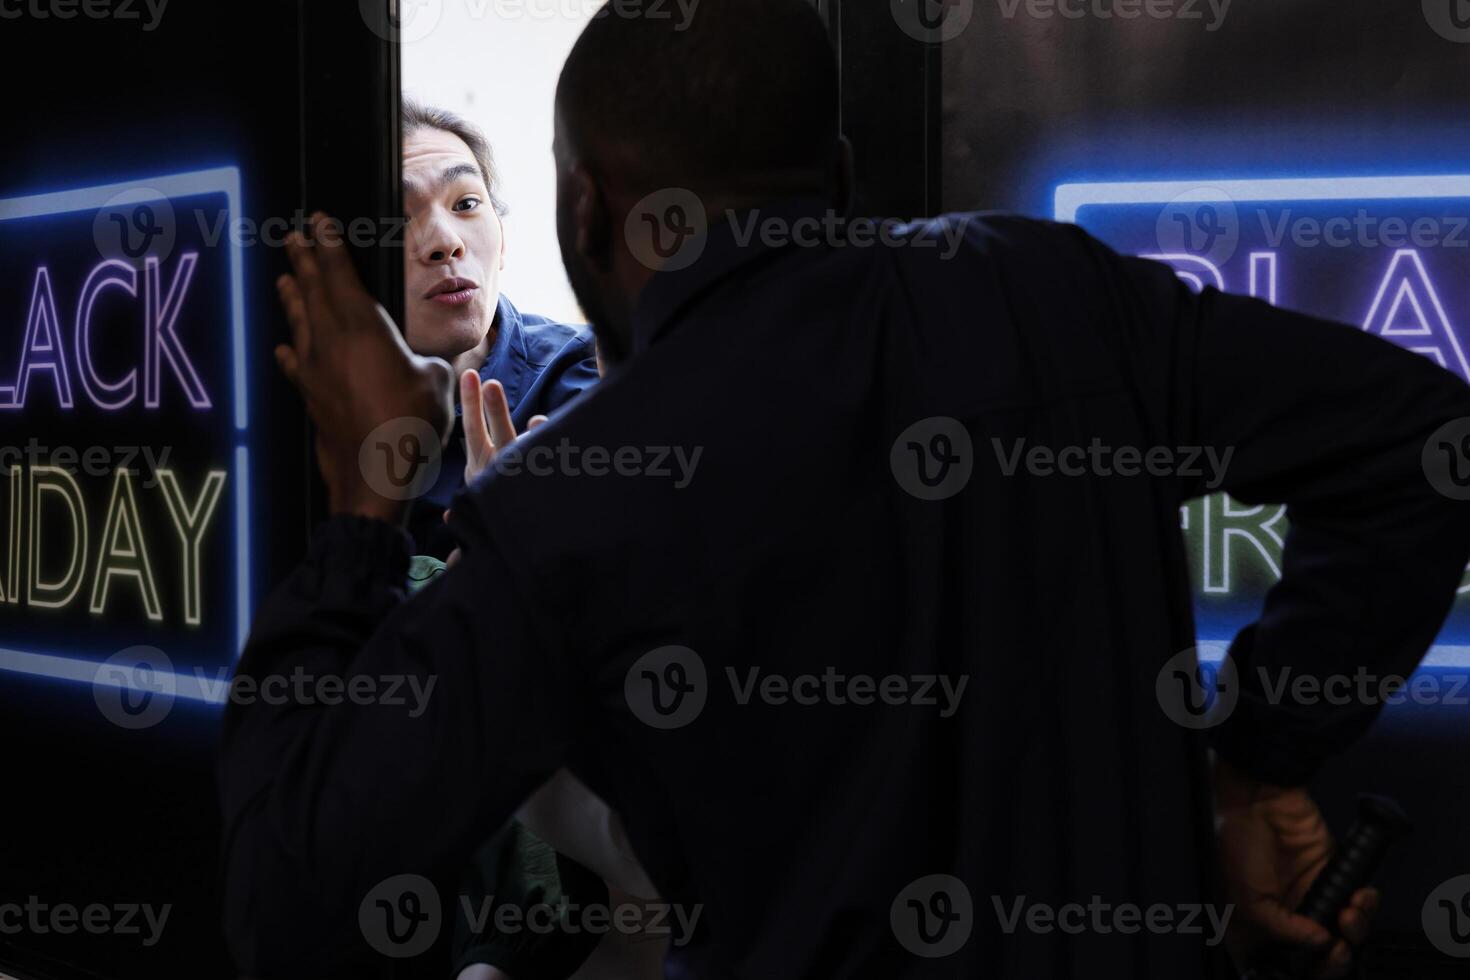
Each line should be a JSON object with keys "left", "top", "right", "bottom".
{"left": 553, "top": 0, "right": 848, "bottom": 366}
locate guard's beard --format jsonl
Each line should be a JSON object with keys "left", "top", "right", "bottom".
{"left": 559, "top": 242, "right": 632, "bottom": 369}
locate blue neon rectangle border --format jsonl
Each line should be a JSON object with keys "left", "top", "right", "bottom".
{"left": 0, "top": 166, "right": 251, "bottom": 704}
{"left": 1054, "top": 174, "right": 1470, "bottom": 223}
{"left": 1055, "top": 173, "right": 1470, "bottom": 669}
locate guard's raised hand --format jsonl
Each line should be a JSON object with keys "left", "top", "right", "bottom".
{"left": 274, "top": 212, "right": 455, "bottom": 523}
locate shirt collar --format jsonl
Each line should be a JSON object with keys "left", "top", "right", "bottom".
{"left": 630, "top": 194, "right": 831, "bottom": 354}
{"left": 476, "top": 292, "right": 531, "bottom": 409}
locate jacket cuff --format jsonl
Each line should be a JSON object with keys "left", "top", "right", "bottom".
{"left": 1208, "top": 625, "right": 1333, "bottom": 787}
{"left": 307, "top": 514, "right": 413, "bottom": 590}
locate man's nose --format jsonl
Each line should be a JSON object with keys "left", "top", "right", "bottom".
{"left": 415, "top": 219, "right": 466, "bottom": 264}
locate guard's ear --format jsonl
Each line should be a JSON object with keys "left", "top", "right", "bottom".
{"left": 570, "top": 165, "right": 611, "bottom": 270}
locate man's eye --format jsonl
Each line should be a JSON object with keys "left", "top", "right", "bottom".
{"left": 453, "top": 197, "right": 482, "bottom": 213}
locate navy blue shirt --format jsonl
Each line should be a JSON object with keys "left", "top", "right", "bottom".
{"left": 408, "top": 293, "right": 599, "bottom": 557}
{"left": 221, "top": 199, "right": 1470, "bottom": 979}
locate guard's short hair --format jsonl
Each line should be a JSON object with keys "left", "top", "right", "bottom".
{"left": 556, "top": 0, "right": 840, "bottom": 197}
{"left": 401, "top": 97, "right": 510, "bottom": 216}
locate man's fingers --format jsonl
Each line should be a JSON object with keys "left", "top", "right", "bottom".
{"left": 1249, "top": 900, "right": 1333, "bottom": 950}
{"left": 1312, "top": 938, "right": 1353, "bottom": 979}
{"left": 1337, "top": 886, "right": 1380, "bottom": 946}
{"left": 1337, "top": 906, "right": 1371, "bottom": 946}
{"left": 274, "top": 344, "right": 301, "bottom": 388}
{"left": 462, "top": 369, "right": 493, "bottom": 463}
{"left": 307, "top": 212, "right": 366, "bottom": 299}
{"left": 1350, "top": 887, "right": 1380, "bottom": 918}
{"left": 527, "top": 414, "right": 549, "bottom": 430}
{"left": 482, "top": 378, "right": 517, "bottom": 451}
{"left": 275, "top": 274, "right": 311, "bottom": 358}
{"left": 283, "top": 230, "right": 323, "bottom": 307}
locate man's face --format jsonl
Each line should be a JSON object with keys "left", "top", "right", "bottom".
{"left": 402, "top": 126, "right": 505, "bottom": 360}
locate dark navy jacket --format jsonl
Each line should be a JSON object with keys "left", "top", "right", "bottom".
{"left": 408, "top": 293, "right": 599, "bottom": 558}
{"left": 220, "top": 200, "right": 1470, "bottom": 979}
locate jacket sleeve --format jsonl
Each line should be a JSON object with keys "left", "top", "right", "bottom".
{"left": 1075, "top": 227, "right": 1470, "bottom": 787}
{"left": 217, "top": 512, "right": 582, "bottom": 978}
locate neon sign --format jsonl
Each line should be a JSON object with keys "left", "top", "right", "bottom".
{"left": 0, "top": 168, "right": 250, "bottom": 703}
{"left": 1056, "top": 175, "right": 1470, "bottom": 660}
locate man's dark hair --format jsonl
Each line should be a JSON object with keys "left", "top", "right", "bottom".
{"left": 401, "top": 97, "right": 510, "bottom": 216}
{"left": 556, "top": 0, "right": 840, "bottom": 200}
